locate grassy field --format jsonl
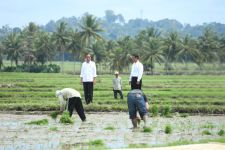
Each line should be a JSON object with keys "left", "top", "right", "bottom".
{"left": 0, "top": 72, "right": 225, "bottom": 114}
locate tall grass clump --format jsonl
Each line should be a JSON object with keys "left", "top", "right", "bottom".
{"left": 60, "top": 111, "right": 74, "bottom": 124}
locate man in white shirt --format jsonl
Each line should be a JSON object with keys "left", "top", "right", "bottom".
{"left": 80, "top": 54, "right": 97, "bottom": 104}
{"left": 129, "top": 54, "right": 144, "bottom": 90}
{"left": 55, "top": 88, "right": 86, "bottom": 121}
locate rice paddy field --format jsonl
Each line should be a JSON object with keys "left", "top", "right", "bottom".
{"left": 1, "top": 72, "right": 225, "bottom": 149}
{"left": 0, "top": 72, "right": 225, "bottom": 114}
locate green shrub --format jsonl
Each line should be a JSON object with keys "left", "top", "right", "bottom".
{"left": 25, "top": 119, "right": 48, "bottom": 125}
{"left": 104, "top": 126, "right": 115, "bottom": 131}
{"left": 88, "top": 139, "right": 104, "bottom": 146}
{"left": 60, "top": 111, "right": 74, "bottom": 124}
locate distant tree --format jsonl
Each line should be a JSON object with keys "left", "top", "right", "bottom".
{"left": 163, "top": 31, "right": 181, "bottom": 72}
{"left": 3, "top": 32, "right": 22, "bottom": 66}
{"left": 21, "top": 22, "right": 40, "bottom": 65}
{"left": 35, "top": 32, "right": 55, "bottom": 65}
{"left": 53, "top": 22, "right": 70, "bottom": 73}
{"left": 79, "top": 14, "right": 103, "bottom": 47}
{"left": 198, "top": 27, "right": 219, "bottom": 63}
{"left": 0, "top": 42, "right": 4, "bottom": 69}
{"left": 176, "top": 35, "right": 201, "bottom": 67}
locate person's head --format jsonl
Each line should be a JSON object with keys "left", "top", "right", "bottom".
{"left": 114, "top": 71, "right": 119, "bottom": 77}
{"left": 85, "top": 53, "right": 92, "bottom": 63}
{"left": 132, "top": 54, "right": 140, "bottom": 63}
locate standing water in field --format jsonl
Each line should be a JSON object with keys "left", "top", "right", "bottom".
{"left": 0, "top": 112, "right": 225, "bottom": 149}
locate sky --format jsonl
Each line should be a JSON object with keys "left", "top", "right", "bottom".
{"left": 0, "top": 0, "right": 225, "bottom": 28}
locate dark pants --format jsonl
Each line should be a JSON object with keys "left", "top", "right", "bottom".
{"left": 83, "top": 82, "right": 93, "bottom": 104}
{"left": 113, "top": 90, "right": 123, "bottom": 99}
{"left": 68, "top": 97, "right": 86, "bottom": 121}
{"left": 131, "top": 77, "right": 142, "bottom": 90}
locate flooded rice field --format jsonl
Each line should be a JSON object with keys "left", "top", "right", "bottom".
{"left": 0, "top": 112, "right": 225, "bottom": 149}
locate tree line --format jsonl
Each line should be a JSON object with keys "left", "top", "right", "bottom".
{"left": 0, "top": 14, "right": 225, "bottom": 74}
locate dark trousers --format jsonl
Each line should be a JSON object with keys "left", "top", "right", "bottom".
{"left": 83, "top": 82, "right": 93, "bottom": 104}
{"left": 113, "top": 90, "right": 123, "bottom": 99}
{"left": 131, "top": 77, "right": 142, "bottom": 90}
{"left": 68, "top": 97, "right": 86, "bottom": 121}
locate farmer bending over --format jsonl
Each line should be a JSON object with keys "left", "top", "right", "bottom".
{"left": 127, "top": 89, "right": 149, "bottom": 128}
{"left": 56, "top": 88, "right": 86, "bottom": 121}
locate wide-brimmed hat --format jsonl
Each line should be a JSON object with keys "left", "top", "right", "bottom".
{"left": 114, "top": 71, "right": 119, "bottom": 74}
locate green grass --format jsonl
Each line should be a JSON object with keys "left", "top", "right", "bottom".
{"left": 25, "top": 118, "right": 48, "bottom": 125}
{"left": 104, "top": 126, "right": 115, "bottom": 131}
{"left": 1, "top": 72, "right": 225, "bottom": 113}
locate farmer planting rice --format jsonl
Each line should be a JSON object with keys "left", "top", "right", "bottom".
{"left": 55, "top": 88, "right": 86, "bottom": 122}
{"left": 127, "top": 89, "right": 149, "bottom": 129}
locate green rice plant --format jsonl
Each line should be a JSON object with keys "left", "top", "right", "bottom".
{"left": 104, "top": 126, "right": 115, "bottom": 131}
{"left": 165, "top": 124, "right": 172, "bottom": 134}
{"left": 151, "top": 105, "right": 158, "bottom": 117}
{"left": 202, "top": 130, "right": 212, "bottom": 135}
{"left": 50, "top": 111, "right": 59, "bottom": 120}
{"left": 25, "top": 119, "right": 48, "bottom": 125}
{"left": 218, "top": 129, "right": 225, "bottom": 136}
{"left": 49, "top": 126, "right": 58, "bottom": 131}
{"left": 180, "top": 113, "right": 189, "bottom": 118}
{"left": 88, "top": 139, "right": 105, "bottom": 146}
{"left": 143, "top": 127, "right": 152, "bottom": 133}
{"left": 202, "top": 122, "right": 215, "bottom": 129}
{"left": 60, "top": 111, "right": 74, "bottom": 124}
{"left": 128, "top": 143, "right": 149, "bottom": 148}
{"left": 161, "top": 105, "right": 172, "bottom": 117}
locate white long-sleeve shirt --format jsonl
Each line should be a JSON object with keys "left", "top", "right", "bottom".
{"left": 80, "top": 61, "right": 97, "bottom": 82}
{"left": 129, "top": 60, "right": 143, "bottom": 82}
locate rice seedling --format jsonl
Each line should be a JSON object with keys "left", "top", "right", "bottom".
{"left": 60, "top": 111, "right": 74, "bottom": 124}
{"left": 202, "top": 130, "right": 212, "bottom": 135}
{"left": 151, "top": 105, "right": 158, "bottom": 117}
{"left": 165, "top": 125, "right": 172, "bottom": 134}
{"left": 143, "top": 127, "right": 152, "bottom": 133}
{"left": 50, "top": 111, "right": 59, "bottom": 120}
{"left": 49, "top": 126, "right": 58, "bottom": 131}
{"left": 218, "top": 129, "right": 225, "bottom": 136}
{"left": 104, "top": 125, "right": 115, "bottom": 131}
{"left": 25, "top": 119, "right": 48, "bottom": 125}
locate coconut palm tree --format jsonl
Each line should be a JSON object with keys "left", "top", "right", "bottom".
{"left": 35, "top": 32, "right": 55, "bottom": 65}
{"left": 3, "top": 32, "right": 22, "bottom": 66}
{"left": 79, "top": 14, "right": 103, "bottom": 48}
{"left": 176, "top": 35, "right": 201, "bottom": 68}
{"left": 53, "top": 22, "right": 70, "bottom": 73}
{"left": 163, "top": 31, "right": 181, "bottom": 73}
{"left": 198, "top": 27, "right": 219, "bottom": 64}
{"left": 142, "top": 37, "right": 164, "bottom": 75}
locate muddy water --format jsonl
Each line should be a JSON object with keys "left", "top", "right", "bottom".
{"left": 0, "top": 112, "right": 225, "bottom": 149}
